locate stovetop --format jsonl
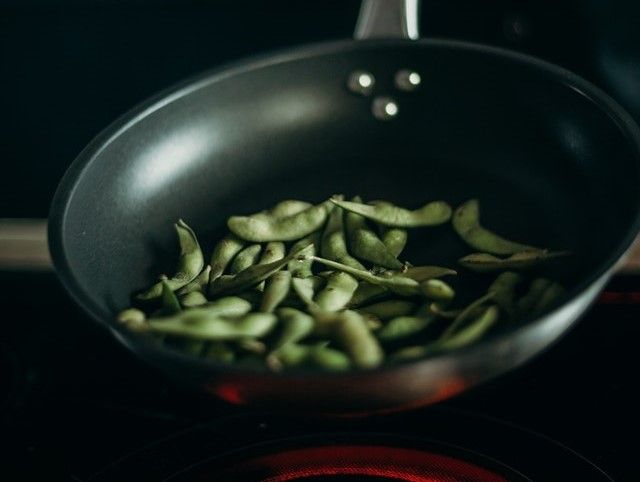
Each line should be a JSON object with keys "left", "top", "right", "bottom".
{"left": 1, "top": 271, "right": 638, "bottom": 481}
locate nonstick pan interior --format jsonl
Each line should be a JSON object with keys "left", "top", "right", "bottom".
{"left": 49, "top": 40, "right": 640, "bottom": 409}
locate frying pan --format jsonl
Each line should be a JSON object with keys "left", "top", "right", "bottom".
{"left": 38, "top": 0, "right": 640, "bottom": 412}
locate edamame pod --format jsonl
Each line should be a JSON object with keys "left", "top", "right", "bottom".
{"left": 259, "top": 200, "right": 313, "bottom": 218}
{"left": 180, "top": 291, "right": 208, "bottom": 308}
{"left": 380, "top": 226, "right": 408, "bottom": 257}
{"left": 260, "top": 270, "right": 292, "bottom": 313}
{"left": 117, "top": 308, "right": 146, "bottom": 330}
{"left": 438, "top": 305, "right": 500, "bottom": 350}
{"left": 358, "top": 300, "right": 417, "bottom": 320}
{"left": 420, "top": 279, "right": 455, "bottom": 302}
{"left": 177, "top": 265, "right": 212, "bottom": 295}
{"left": 320, "top": 200, "right": 366, "bottom": 270}
{"left": 138, "top": 220, "right": 205, "bottom": 300}
{"left": 377, "top": 315, "right": 436, "bottom": 342}
{"left": 397, "top": 265, "right": 457, "bottom": 281}
{"left": 334, "top": 310, "right": 384, "bottom": 368}
{"left": 288, "top": 233, "right": 320, "bottom": 278}
{"left": 306, "top": 255, "right": 420, "bottom": 296}
{"left": 459, "top": 250, "right": 569, "bottom": 272}
{"left": 147, "top": 312, "right": 278, "bottom": 340}
{"left": 533, "top": 282, "right": 565, "bottom": 312}
{"left": 291, "top": 276, "right": 322, "bottom": 310}
{"left": 348, "top": 282, "right": 388, "bottom": 307}
{"left": 209, "top": 235, "right": 245, "bottom": 282}
{"left": 331, "top": 198, "right": 452, "bottom": 227}
{"left": 230, "top": 244, "right": 263, "bottom": 274}
{"left": 314, "top": 271, "right": 359, "bottom": 312}
{"left": 516, "top": 278, "right": 552, "bottom": 314}
{"left": 228, "top": 200, "right": 333, "bottom": 242}
{"left": 272, "top": 307, "right": 315, "bottom": 350}
{"left": 310, "top": 345, "right": 351, "bottom": 371}
{"left": 161, "top": 280, "right": 182, "bottom": 314}
{"left": 452, "top": 199, "right": 540, "bottom": 255}
{"left": 210, "top": 245, "right": 308, "bottom": 296}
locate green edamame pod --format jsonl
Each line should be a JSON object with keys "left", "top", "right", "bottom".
{"left": 267, "top": 343, "right": 310, "bottom": 371}
{"left": 320, "top": 200, "right": 366, "bottom": 270}
{"left": 389, "top": 345, "right": 430, "bottom": 362}
{"left": 377, "top": 315, "right": 436, "bottom": 342}
{"left": 230, "top": 244, "right": 262, "bottom": 274}
{"left": 533, "top": 282, "right": 565, "bottom": 313}
{"left": 272, "top": 307, "right": 315, "bottom": 350}
{"left": 180, "top": 290, "right": 208, "bottom": 308}
{"left": 427, "top": 302, "right": 461, "bottom": 319}
{"left": 459, "top": 250, "right": 569, "bottom": 272}
{"left": 204, "top": 342, "right": 235, "bottom": 363}
{"left": 397, "top": 265, "right": 457, "bottom": 281}
{"left": 344, "top": 198, "right": 404, "bottom": 270}
{"left": 291, "top": 276, "right": 322, "bottom": 310}
{"left": 209, "top": 235, "right": 245, "bottom": 282}
{"left": 516, "top": 278, "right": 552, "bottom": 314}
{"left": 359, "top": 300, "right": 417, "bottom": 320}
{"left": 117, "top": 308, "right": 146, "bottom": 330}
{"left": 210, "top": 245, "right": 308, "bottom": 296}
{"left": 334, "top": 310, "right": 384, "bottom": 369}
{"left": 452, "top": 199, "right": 540, "bottom": 255}
{"left": 438, "top": 305, "right": 500, "bottom": 350}
{"left": 488, "top": 271, "right": 522, "bottom": 315}
{"left": 379, "top": 226, "right": 408, "bottom": 257}
{"left": 331, "top": 198, "right": 452, "bottom": 227}
{"left": 259, "top": 200, "right": 313, "bottom": 218}
{"left": 138, "top": 220, "right": 205, "bottom": 300}
{"left": 227, "top": 200, "right": 333, "bottom": 242}
{"left": 440, "top": 294, "right": 492, "bottom": 339}
{"left": 314, "top": 271, "right": 359, "bottom": 312}
{"left": 348, "top": 282, "right": 388, "bottom": 307}
{"left": 260, "top": 270, "right": 292, "bottom": 313}
{"left": 258, "top": 242, "right": 286, "bottom": 265}
{"left": 288, "top": 233, "right": 320, "bottom": 278}
{"left": 161, "top": 279, "right": 182, "bottom": 314}
{"left": 306, "top": 256, "right": 420, "bottom": 296}
{"left": 420, "top": 279, "right": 455, "bottom": 302}
{"left": 310, "top": 345, "right": 351, "bottom": 371}
{"left": 147, "top": 312, "right": 278, "bottom": 340}
{"left": 177, "top": 265, "right": 212, "bottom": 295}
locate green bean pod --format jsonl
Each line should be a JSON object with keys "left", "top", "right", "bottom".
{"left": 227, "top": 200, "right": 333, "bottom": 242}
{"left": 177, "top": 265, "right": 212, "bottom": 295}
{"left": 314, "top": 271, "right": 359, "bottom": 312}
{"left": 138, "top": 220, "right": 205, "bottom": 300}
{"left": 331, "top": 198, "right": 452, "bottom": 227}
{"left": 377, "top": 315, "right": 436, "bottom": 342}
{"left": 272, "top": 307, "right": 315, "bottom": 350}
{"left": 379, "top": 226, "right": 408, "bottom": 257}
{"left": 260, "top": 270, "right": 292, "bottom": 313}
{"left": 438, "top": 305, "right": 500, "bottom": 350}
{"left": 210, "top": 245, "right": 308, "bottom": 296}
{"left": 147, "top": 312, "right": 278, "bottom": 340}
{"left": 358, "top": 300, "right": 417, "bottom": 320}
{"left": 161, "top": 279, "right": 182, "bottom": 314}
{"left": 179, "top": 290, "right": 208, "bottom": 308}
{"left": 230, "top": 244, "right": 263, "bottom": 274}
{"left": 209, "top": 235, "right": 245, "bottom": 282}
{"left": 516, "top": 278, "right": 552, "bottom": 314}
{"left": 459, "top": 250, "right": 569, "bottom": 272}
{"left": 345, "top": 200, "right": 403, "bottom": 270}
{"left": 307, "top": 256, "right": 420, "bottom": 296}
{"left": 288, "top": 233, "right": 320, "bottom": 278}
{"left": 320, "top": 200, "right": 366, "bottom": 270}
{"left": 452, "top": 199, "right": 540, "bottom": 255}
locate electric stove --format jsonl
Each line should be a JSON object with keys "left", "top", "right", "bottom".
{"left": 0, "top": 271, "right": 638, "bottom": 481}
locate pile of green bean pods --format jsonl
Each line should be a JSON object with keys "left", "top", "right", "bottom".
{"left": 118, "top": 197, "right": 569, "bottom": 371}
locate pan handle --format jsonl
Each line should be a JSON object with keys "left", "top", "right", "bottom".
{"left": 354, "top": 0, "right": 420, "bottom": 40}
{"left": 0, "top": 219, "right": 52, "bottom": 271}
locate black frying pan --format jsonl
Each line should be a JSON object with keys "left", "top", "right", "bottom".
{"left": 47, "top": 0, "right": 640, "bottom": 413}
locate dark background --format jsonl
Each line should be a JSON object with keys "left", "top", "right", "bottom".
{"left": 1, "top": 0, "right": 639, "bottom": 218}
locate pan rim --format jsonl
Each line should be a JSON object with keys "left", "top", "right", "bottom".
{"left": 48, "top": 37, "right": 640, "bottom": 383}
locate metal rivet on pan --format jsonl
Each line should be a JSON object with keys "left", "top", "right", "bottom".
{"left": 371, "top": 96, "right": 398, "bottom": 121}
{"left": 347, "top": 70, "right": 375, "bottom": 96}
{"left": 394, "top": 69, "right": 421, "bottom": 91}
